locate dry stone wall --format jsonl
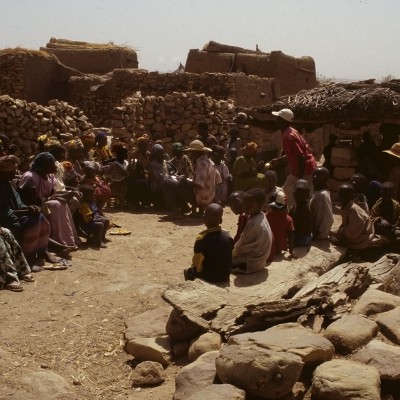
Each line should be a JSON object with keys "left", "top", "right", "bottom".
{"left": 69, "top": 69, "right": 275, "bottom": 127}
{"left": 0, "top": 95, "right": 92, "bottom": 169}
{"left": 0, "top": 52, "right": 26, "bottom": 100}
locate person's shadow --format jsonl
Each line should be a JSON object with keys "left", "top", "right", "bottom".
{"left": 232, "top": 268, "right": 269, "bottom": 287}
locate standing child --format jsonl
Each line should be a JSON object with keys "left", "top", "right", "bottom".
{"left": 212, "top": 145, "right": 231, "bottom": 205}
{"left": 264, "top": 169, "right": 284, "bottom": 213}
{"left": 232, "top": 188, "right": 273, "bottom": 273}
{"left": 310, "top": 167, "right": 334, "bottom": 239}
{"left": 228, "top": 191, "right": 248, "bottom": 244}
{"left": 184, "top": 203, "right": 233, "bottom": 283}
{"left": 290, "top": 179, "right": 313, "bottom": 247}
{"left": 267, "top": 191, "right": 296, "bottom": 258}
{"left": 77, "top": 185, "right": 110, "bottom": 249}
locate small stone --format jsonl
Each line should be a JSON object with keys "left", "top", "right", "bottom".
{"left": 352, "top": 339, "right": 400, "bottom": 380}
{"left": 312, "top": 360, "right": 380, "bottom": 400}
{"left": 132, "top": 361, "right": 166, "bottom": 386}
{"left": 323, "top": 314, "right": 378, "bottom": 354}
{"left": 188, "top": 332, "right": 222, "bottom": 362}
{"left": 126, "top": 336, "right": 171, "bottom": 366}
{"left": 376, "top": 306, "right": 400, "bottom": 344}
{"left": 166, "top": 308, "right": 207, "bottom": 341}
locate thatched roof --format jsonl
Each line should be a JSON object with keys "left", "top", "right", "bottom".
{"left": 242, "top": 80, "right": 400, "bottom": 124}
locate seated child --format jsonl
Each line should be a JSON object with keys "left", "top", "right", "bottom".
{"left": 76, "top": 184, "right": 110, "bottom": 248}
{"left": 370, "top": 181, "right": 400, "bottom": 243}
{"left": 212, "top": 145, "right": 231, "bottom": 205}
{"left": 331, "top": 184, "right": 374, "bottom": 250}
{"left": 232, "top": 188, "right": 273, "bottom": 273}
{"left": 184, "top": 203, "right": 233, "bottom": 283}
{"left": 264, "top": 170, "right": 284, "bottom": 213}
{"left": 310, "top": 167, "right": 334, "bottom": 239}
{"left": 290, "top": 179, "right": 313, "bottom": 247}
{"left": 266, "top": 191, "right": 296, "bottom": 258}
{"left": 228, "top": 191, "right": 248, "bottom": 244}
{"left": 350, "top": 173, "right": 369, "bottom": 214}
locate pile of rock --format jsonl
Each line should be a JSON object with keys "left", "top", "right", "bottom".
{"left": 123, "top": 254, "right": 400, "bottom": 399}
{"left": 0, "top": 95, "right": 92, "bottom": 168}
{"left": 110, "top": 91, "right": 236, "bottom": 152}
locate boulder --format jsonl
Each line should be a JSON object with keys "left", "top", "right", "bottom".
{"left": 352, "top": 339, "right": 400, "bottom": 380}
{"left": 323, "top": 315, "right": 378, "bottom": 354}
{"left": 351, "top": 289, "right": 400, "bottom": 316}
{"left": 228, "top": 323, "right": 334, "bottom": 366}
{"left": 187, "top": 384, "right": 246, "bottom": 400}
{"left": 188, "top": 332, "right": 222, "bottom": 362}
{"left": 124, "top": 306, "right": 172, "bottom": 342}
{"left": 173, "top": 350, "right": 219, "bottom": 400}
{"left": 376, "top": 306, "right": 400, "bottom": 345}
{"left": 312, "top": 360, "right": 380, "bottom": 400}
{"left": 126, "top": 336, "right": 171, "bottom": 366}
{"left": 384, "top": 262, "right": 400, "bottom": 295}
{"left": 132, "top": 361, "right": 166, "bottom": 386}
{"left": 216, "top": 344, "right": 303, "bottom": 399}
{"left": 166, "top": 308, "right": 207, "bottom": 341}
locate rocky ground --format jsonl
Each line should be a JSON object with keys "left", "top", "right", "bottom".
{"left": 0, "top": 209, "right": 234, "bottom": 400}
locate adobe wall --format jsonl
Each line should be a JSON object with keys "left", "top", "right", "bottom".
{"left": 69, "top": 69, "right": 276, "bottom": 126}
{"left": 0, "top": 50, "right": 81, "bottom": 104}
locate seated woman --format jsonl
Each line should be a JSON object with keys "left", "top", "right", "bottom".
{"left": 18, "top": 152, "right": 78, "bottom": 253}
{"left": 0, "top": 155, "right": 55, "bottom": 265}
{"left": 0, "top": 227, "right": 34, "bottom": 292}
{"left": 232, "top": 142, "right": 266, "bottom": 191}
{"left": 92, "top": 131, "right": 114, "bottom": 164}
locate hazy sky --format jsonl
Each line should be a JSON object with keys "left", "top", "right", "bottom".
{"left": 1, "top": 0, "right": 399, "bottom": 80}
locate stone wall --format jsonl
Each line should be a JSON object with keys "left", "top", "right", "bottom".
{"left": 0, "top": 51, "right": 26, "bottom": 100}
{"left": 0, "top": 95, "right": 92, "bottom": 169}
{"left": 69, "top": 70, "right": 276, "bottom": 127}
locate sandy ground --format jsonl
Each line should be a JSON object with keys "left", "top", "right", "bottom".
{"left": 0, "top": 209, "right": 240, "bottom": 400}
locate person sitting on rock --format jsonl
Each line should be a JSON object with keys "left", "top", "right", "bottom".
{"left": 331, "top": 184, "right": 374, "bottom": 250}
{"left": 370, "top": 182, "right": 400, "bottom": 243}
{"left": 290, "top": 180, "right": 312, "bottom": 248}
{"left": 228, "top": 190, "right": 248, "bottom": 244}
{"left": 232, "top": 188, "right": 273, "bottom": 274}
{"left": 266, "top": 191, "right": 296, "bottom": 259}
{"left": 184, "top": 203, "right": 233, "bottom": 283}
{"left": 310, "top": 167, "right": 334, "bottom": 240}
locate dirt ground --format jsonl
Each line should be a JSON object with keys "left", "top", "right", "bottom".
{"left": 0, "top": 209, "right": 239, "bottom": 400}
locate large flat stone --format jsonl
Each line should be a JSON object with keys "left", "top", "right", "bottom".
{"left": 323, "top": 315, "right": 378, "bottom": 355}
{"left": 352, "top": 339, "right": 400, "bottom": 380}
{"left": 187, "top": 384, "right": 246, "bottom": 400}
{"left": 126, "top": 335, "right": 171, "bottom": 366}
{"left": 216, "top": 344, "right": 303, "bottom": 399}
{"left": 351, "top": 289, "right": 400, "bottom": 316}
{"left": 376, "top": 306, "right": 400, "bottom": 345}
{"left": 312, "top": 360, "right": 380, "bottom": 400}
{"left": 124, "top": 305, "right": 172, "bottom": 342}
{"left": 173, "top": 350, "right": 219, "bottom": 400}
{"left": 229, "top": 323, "right": 334, "bottom": 365}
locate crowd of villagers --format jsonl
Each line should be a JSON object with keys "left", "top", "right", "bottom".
{"left": 1, "top": 110, "right": 400, "bottom": 291}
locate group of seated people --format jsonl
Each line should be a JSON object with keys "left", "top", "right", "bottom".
{"left": 1, "top": 124, "right": 399, "bottom": 291}
{"left": 184, "top": 165, "right": 400, "bottom": 284}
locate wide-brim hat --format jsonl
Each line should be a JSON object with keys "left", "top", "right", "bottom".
{"left": 272, "top": 108, "right": 294, "bottom": 122}
{"left": 184, "top": 140, "right": 212, "bottom": 152}
{"left": 383, "top": 142, "right": 400, "bottom": 159}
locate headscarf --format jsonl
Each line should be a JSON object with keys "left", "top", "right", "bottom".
{"left": 31, "top": 152, "right": 56, "bottom": 173}
{"left": 81, "top": 132, "right": 96, "bottom": 146}
{"left": 150, "top": 144, "right": 164, "bottom": 155}
{"left": 137, "top": 134, "right": 150, "bottom": 145}
{"left": 64, "top": 137, "right": 84, "bottom": 151}
{"left": 0, "top": 155, "right": 20, "bottom": 172}
{"left": 172, "top": 142, "right": 184, "bottom": 153}
{"left": 95, "top": 131, "right": 108, "bottom": 147}
{"left": 243, "top": 141, "right": 258, "bottom": 157}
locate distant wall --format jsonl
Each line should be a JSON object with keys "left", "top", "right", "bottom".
{"left": 69, "top": 69, "right": 276, "bottom": 126}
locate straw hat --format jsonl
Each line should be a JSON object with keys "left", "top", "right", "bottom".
{"left": 184, "top": 140, "right": 212, "bottom": 152}
{"left": 383, "top": 142, "right": 400, "bottom": 159}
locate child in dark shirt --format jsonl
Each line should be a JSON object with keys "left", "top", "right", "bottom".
{"left": 228, "top": 191, "right": 248, "bottom": 244}
{"left": 290, "top": 179, "right": 312, "bottom": 247}
{"left": 77, "top": 184, "right": 110, "bottom": 249}
{"left": 184, "top": 203, "right": 233, "bottom": 283}
{"left": 267, "top": 191, "right": 296, "bottom": 258}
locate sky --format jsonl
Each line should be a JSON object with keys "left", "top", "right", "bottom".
{"left": 0, "top": 0, "right": 399, "bottom": 81}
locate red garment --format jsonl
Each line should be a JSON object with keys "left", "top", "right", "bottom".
{"left": 233, "top": 213, "right": 249, "bottom": 244}
{"left": 266, "top": 210, "right": 294, "bottom": 254}
{"left": 282, "top": 126, "right": 317, "bottom": 177}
